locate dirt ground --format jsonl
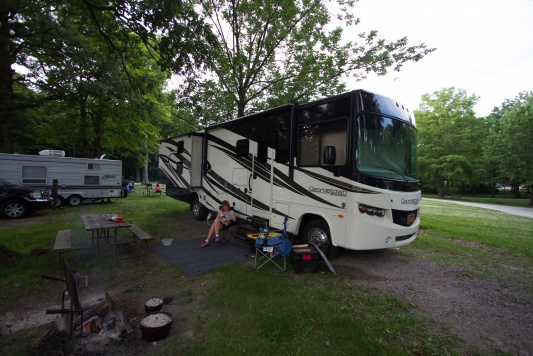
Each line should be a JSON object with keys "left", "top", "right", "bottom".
{"left": 1, "top": 211, "right": 532, "bottom": 355}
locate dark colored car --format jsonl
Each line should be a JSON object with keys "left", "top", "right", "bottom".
{"left": 0, "top": 178, "right": 52, "bottom": 219}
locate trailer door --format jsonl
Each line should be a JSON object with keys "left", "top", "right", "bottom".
{"left": 249, "top": 131, "right": 275, "bottom": 217}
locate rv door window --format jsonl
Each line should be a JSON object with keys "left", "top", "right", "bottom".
{"left": 88, "top": 163, "right": 100, "bottom": 170}
{"left": 84, "top": 176, "right": 100, "bottom": 185}
{"left": 22, "top": 166, "right": 47, "bottom": 184}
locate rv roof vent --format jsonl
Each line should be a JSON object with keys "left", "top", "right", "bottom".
{"left": 39, "top": 150, "right": 65, "bottom": 157}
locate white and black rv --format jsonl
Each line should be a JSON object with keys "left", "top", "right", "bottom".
{"left": 0, "top": 151, "right": 125, "bottom": 207}
{"left": 159, "top": 90, "right": 421, "bottom": 257}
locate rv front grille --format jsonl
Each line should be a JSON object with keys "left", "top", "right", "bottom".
{"left": 392, "top": 209, "right": 417, "bottom": 227}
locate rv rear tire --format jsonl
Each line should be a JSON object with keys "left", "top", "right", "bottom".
{"left": 67, "top": 195, "right": 83, "bottom": 207}
{"left": 303, "top": 219, "right": 340, "bottom": 259}
{"left": 191, "top": 198, "right": 208, "bottom": 220}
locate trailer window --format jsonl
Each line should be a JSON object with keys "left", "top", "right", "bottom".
{"left": 22, "top": 166, "right": 47, "bottom": 184}
{"left": 84, "top": 176, "right": 100, "bottom": 185}
{"left": 88, "top": 163, "right": 100, "bottom": 170}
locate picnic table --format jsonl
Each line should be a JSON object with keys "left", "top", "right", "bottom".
{"left": 81, "top": 214, "right": 132, "bottom": 258}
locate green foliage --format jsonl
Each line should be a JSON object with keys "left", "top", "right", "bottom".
{"left": 180, "top": 0, "right": 435, "bottom": 121}
{"left": 499, "top": 93, "right": 533, "bottom": 184}
{"left": 484, "top": 91, "right": 533, "bottom": 202}
{"left": 415, "top": 88, "right": 485, "bottom": 195}
{"left": 1, "top": 0, "right": 214, "bottom": 155}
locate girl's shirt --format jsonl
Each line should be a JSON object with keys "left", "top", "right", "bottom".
{"left": 219, "top": 209, "right": 234, "bottom": 220}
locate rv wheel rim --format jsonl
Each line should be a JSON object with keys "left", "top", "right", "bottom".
{"left": 308, "top": 227, "right": 329, "bottom": 251}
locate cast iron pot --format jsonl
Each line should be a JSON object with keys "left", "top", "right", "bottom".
{"left": 140, "top": 311, "right": 173, "bottom": 342}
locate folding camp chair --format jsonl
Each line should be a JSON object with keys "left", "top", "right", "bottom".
{"left": 206, "top": 208, "right": 238, "bottom": 243}
{"left": 254, "top": 216, "right": 291, "bottom": 271}
{"left": 42, "top": 259, "right": 84, "bottom": 339}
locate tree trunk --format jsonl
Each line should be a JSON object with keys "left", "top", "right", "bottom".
{"left": 141, "top": 152, "right": 149, "bottom": 185}
{"left": 135, "top": 161, "right": 140, "bottom": 182}
{"left": 529, "top": 184, "right": 533, "bottom": 207}
{"left": 512, "top": 181, "right": 521, "bottom": 199}
{"left": 0, "top": 8, "right": 14, "bottom": 152}
{"left": 437, "top": 176, "right": 445, "bottom": 199}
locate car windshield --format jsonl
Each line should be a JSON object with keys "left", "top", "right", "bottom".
{"left": 0, "top": 178, "right": 16, "bottom": 187}
{"left": 356, "top": 114, "right": 418, "bottom": 181}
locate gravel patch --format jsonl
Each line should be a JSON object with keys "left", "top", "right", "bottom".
{"left": 332, "top": 249, "right": 533, "bottom": 355}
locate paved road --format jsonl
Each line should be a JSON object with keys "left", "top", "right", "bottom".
{"left": 424, "top": 198, "right": 533, "bottom": 219}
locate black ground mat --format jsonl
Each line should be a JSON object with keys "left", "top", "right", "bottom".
{"left": 149, "top": 238, "right": 250, "bottom": 276}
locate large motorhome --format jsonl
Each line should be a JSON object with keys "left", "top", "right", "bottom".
{"left": 159, "top": 90, "right": 421, "bottom": 257}
{"left": 0, "top": 151, "right": 124, "bottom": 207}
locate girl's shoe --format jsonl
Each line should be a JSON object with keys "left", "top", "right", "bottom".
{"left": 200, "top": 241, "right": 209, "bottom": 248}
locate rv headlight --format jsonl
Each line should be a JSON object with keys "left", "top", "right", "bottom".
{"left": 358, "top": 204, "right": 385, "bottom": 217}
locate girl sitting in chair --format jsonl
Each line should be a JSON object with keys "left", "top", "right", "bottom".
{"left": 153, "top": 183, "right": 163, "bottom": 197}
{"left": 201, "top": 200, "right": 236, "bottom": 248}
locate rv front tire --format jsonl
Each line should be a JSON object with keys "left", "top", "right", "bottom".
{"left": 303, "top": 219, "right": 340, "bottom": 259}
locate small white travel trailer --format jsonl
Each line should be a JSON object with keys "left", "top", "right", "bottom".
{"left": 0, "top": 151, "right": 125, "bottom": 206}
{"left": 159, "top": 90, "right": 421, "bottom": 258}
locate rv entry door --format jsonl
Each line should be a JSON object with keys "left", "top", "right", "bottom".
{"left": 249, "top": 132, "right": 274, "bottom": 217}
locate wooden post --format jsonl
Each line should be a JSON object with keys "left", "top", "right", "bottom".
{"left": 52, "top": 179, "right": 58, "bottom": 210}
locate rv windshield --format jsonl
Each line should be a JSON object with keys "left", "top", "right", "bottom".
{"left": 356, "top": 114, "right": 418, "bottom": 181}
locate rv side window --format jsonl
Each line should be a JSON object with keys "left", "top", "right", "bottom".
{"left": 256, "top": 132, "right": 268, "bottom": 164}
{"left": 274, "top": 130, "right": 290, "bottom": 164}
{"left": 236, "top": 139, "right": 249, "bottom": 157}
{"left": 298, "top": 119, "right": 347, "bottom": 167}
{"left": 84, "top": 176, "right": 100, "bottom": 185}
{"left": 88, "top": 163, "right": 100, "bottom": 170}
{"left": 22, "top": 166, "right": 47, "bottom": 184}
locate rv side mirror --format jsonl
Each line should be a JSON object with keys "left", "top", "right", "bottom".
{"left": 323, "top": 146, "right": 336, "bottom": 166}
{"left": 177, "top": 141, "right": 185, "bottom": 154}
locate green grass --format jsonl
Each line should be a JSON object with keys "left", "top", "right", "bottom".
{"left": 423, "top": 193, "right": 533, "bottom": 208}
{"left": 1, "top": 188, "right": 532, "bottom": 355}
{"left": 404, "top": 200, "right": 533, "bottom": 292}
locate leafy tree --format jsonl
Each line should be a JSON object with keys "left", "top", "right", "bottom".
{"left": 415, "top": 87, "right": 482, "bottom": 198}
{"left": 0, "top": 0, "right": 214, "bottom": 152}
{"left": 181, "top": 0, "right": 435, "bottom": 122}
{"left": 497, "top": 92, "right": 533, "bottom": 204}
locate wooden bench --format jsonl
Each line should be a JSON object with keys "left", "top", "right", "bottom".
{"left": 128, "top": 224, "right": 154, "bottom": 254}
{"left": 53, "top": 230, "right": 72, "bottom": 262}
{"left": 451, "top": 194, "right": 462, "bottom": 199}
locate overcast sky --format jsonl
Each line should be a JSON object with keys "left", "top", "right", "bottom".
{"left": 348, "top": 0, "right": 533, "bottom": 117}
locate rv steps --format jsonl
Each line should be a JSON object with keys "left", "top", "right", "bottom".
{"left": 233, "top": 216, "right": 269, "bottom": 241}
{"left": 53, "top": 230, "right": 72, "bottom": 262}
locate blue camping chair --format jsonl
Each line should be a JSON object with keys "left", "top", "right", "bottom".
{"left": 254, "top": 216, "right": 291, "bottom": 271}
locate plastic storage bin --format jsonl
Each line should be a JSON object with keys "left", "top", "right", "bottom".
{"left": 290, "top": 245, "right": 320, "bottom": 273}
